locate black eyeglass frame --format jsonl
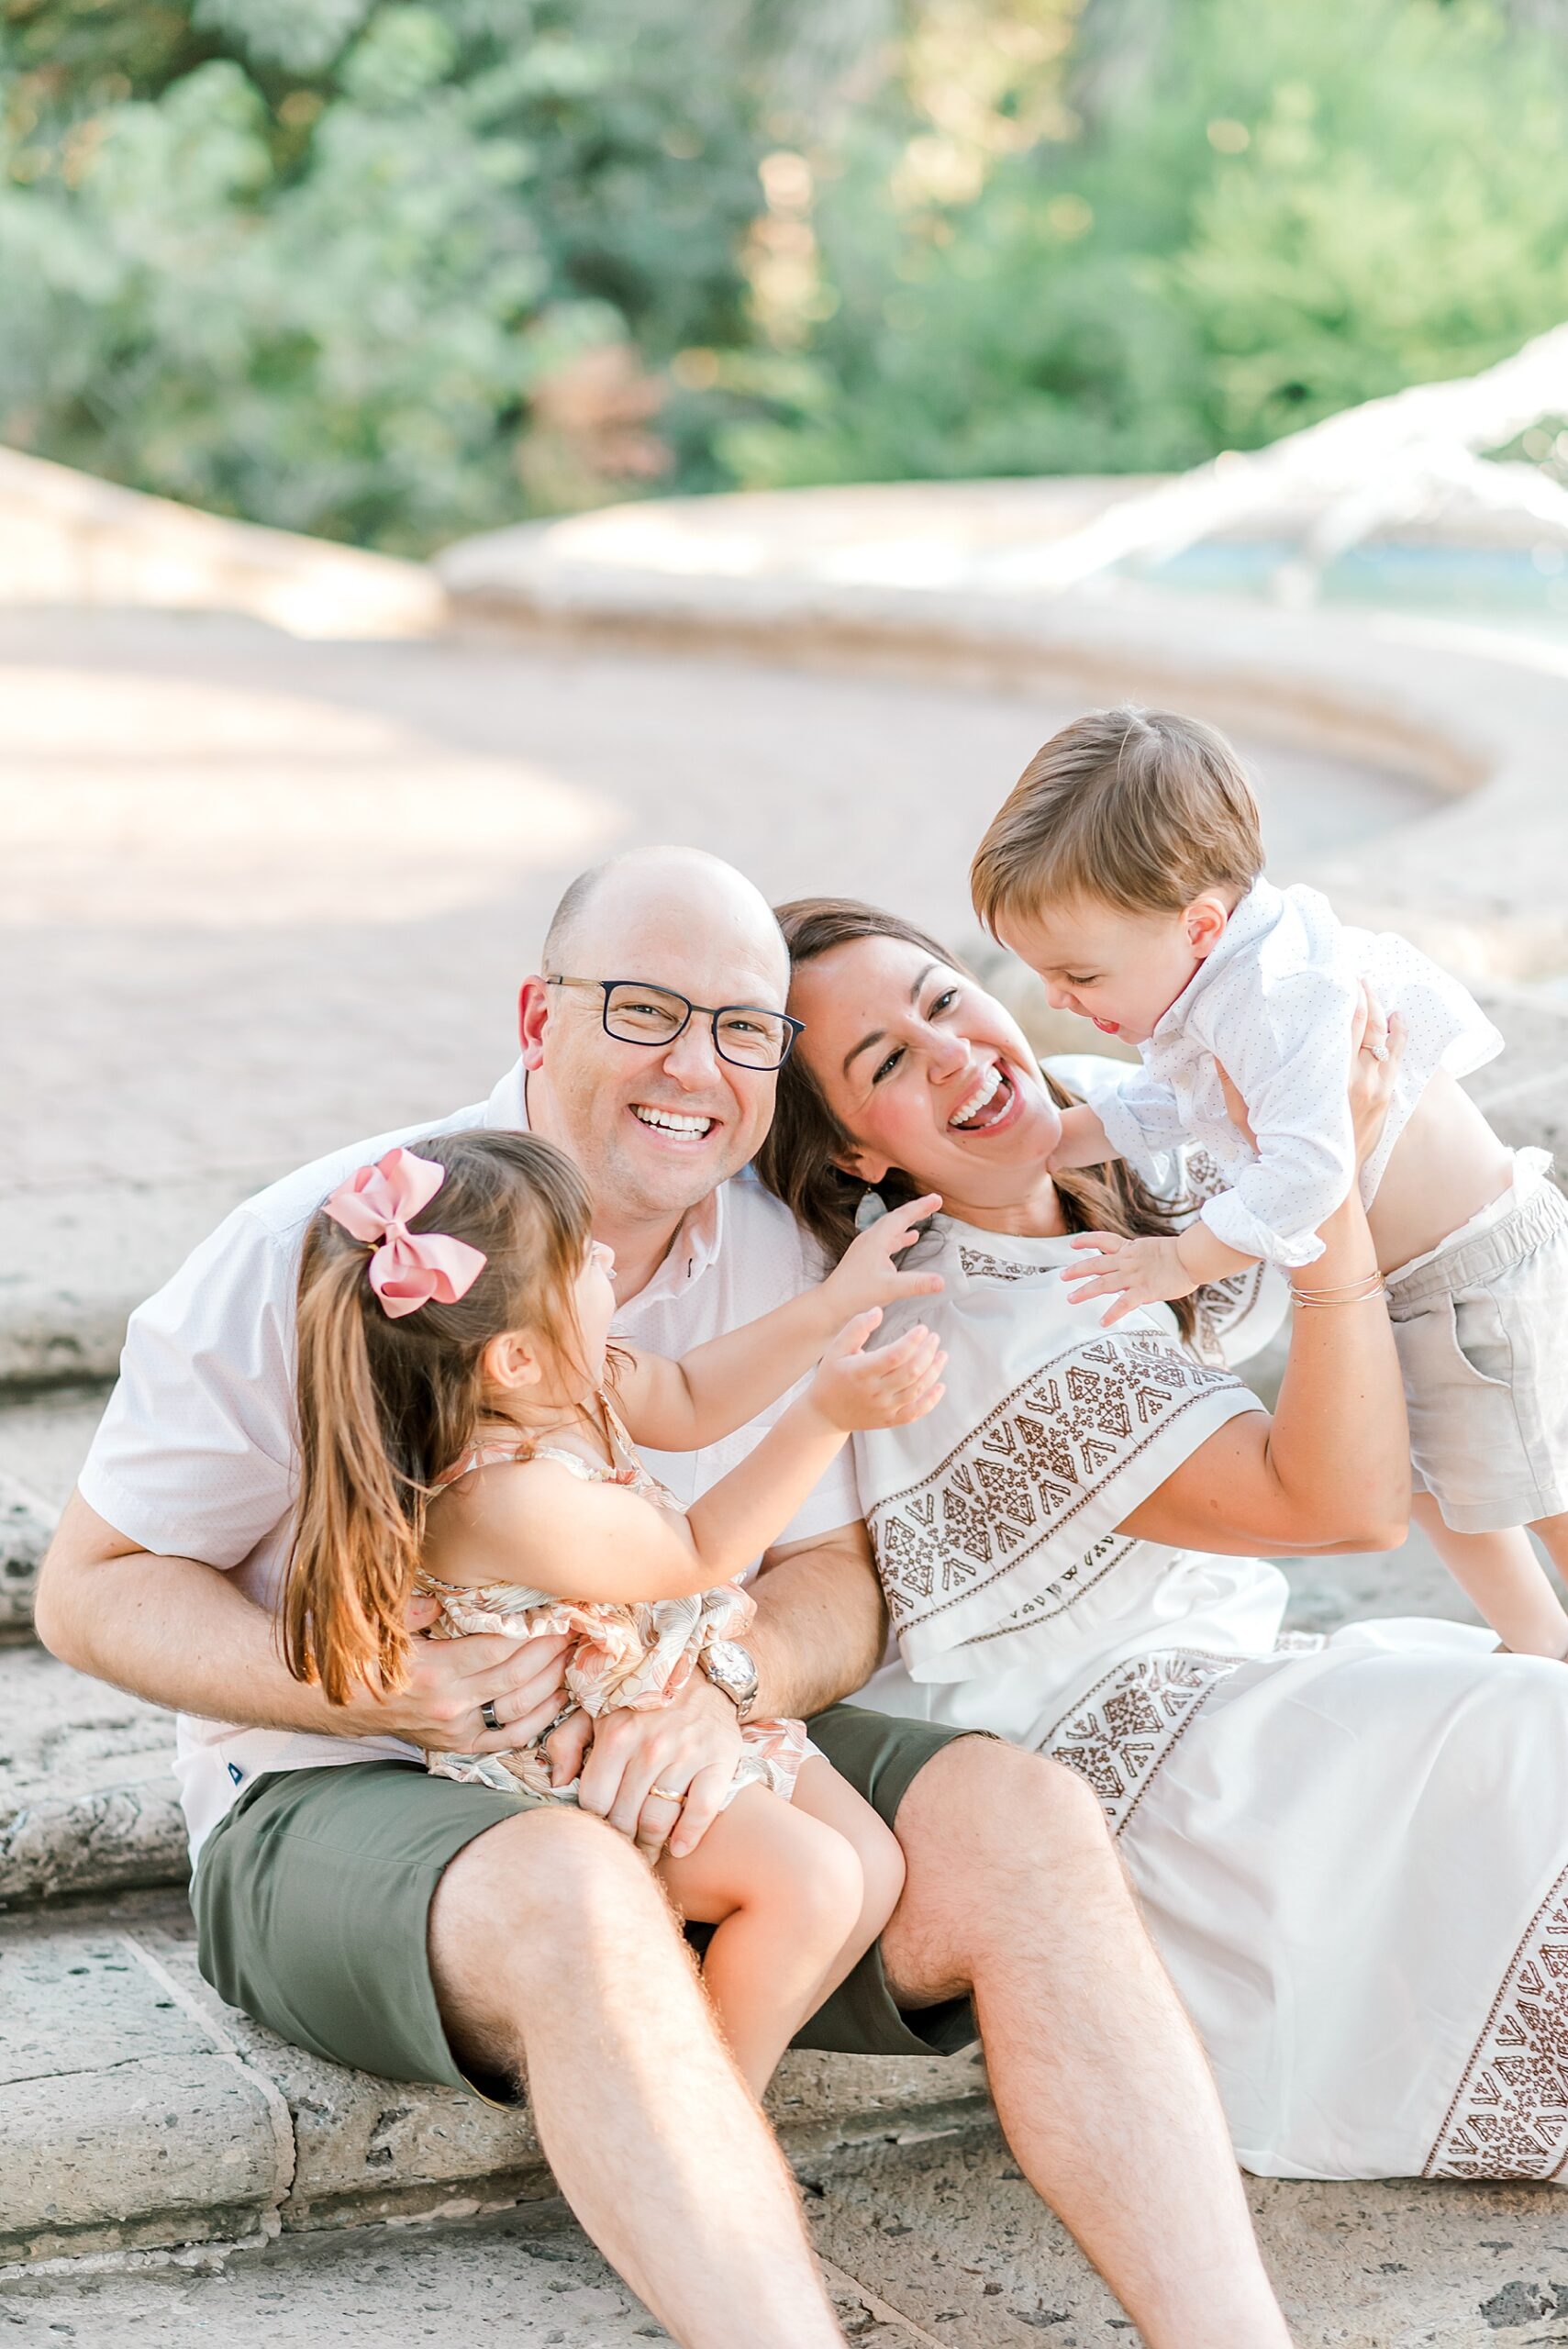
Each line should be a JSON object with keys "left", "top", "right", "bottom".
{"left": 545, "top": 974, "right": 805, "bottom": 1071}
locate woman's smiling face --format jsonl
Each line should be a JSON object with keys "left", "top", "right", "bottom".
{"left": 788, "top": 934, "right": 1063, "bottom": 1208}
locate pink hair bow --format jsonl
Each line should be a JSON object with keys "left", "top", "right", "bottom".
{"left": 322, "top": 1147, "right": 487, "bottom": 1320}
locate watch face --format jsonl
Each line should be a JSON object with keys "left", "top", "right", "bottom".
{"left": 706, "top": 1641, "right": 758, "bottom": 1697}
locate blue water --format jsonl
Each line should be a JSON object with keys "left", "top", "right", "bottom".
{"left": 1143, "top": 539, "right": 1568, "bottom": 645}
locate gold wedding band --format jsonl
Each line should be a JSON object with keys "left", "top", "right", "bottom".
{"left": 649, "top": 1783, "right": 686, "bottom": 1804}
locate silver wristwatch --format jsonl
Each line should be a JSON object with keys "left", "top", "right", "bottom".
{"left": 700, "top": 1638, "right": 760, "bottom": 1723}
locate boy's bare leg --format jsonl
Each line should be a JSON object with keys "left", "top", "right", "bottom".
{"left": 430, "top": 1807, "right": 846, "bottom": 2349}
{"left": 882, "top": 1739, "right": 1294, "bottom": 2349}
{"left": 1414, "top": 1495, "right": 1568, "bottom": 1656}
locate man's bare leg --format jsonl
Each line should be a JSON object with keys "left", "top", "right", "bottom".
{"left": 880, "top": 1741, "right": 1292, "bottom": 2349}
{"left": 430, "top": 1807, "right": 845, "bottom": 2349}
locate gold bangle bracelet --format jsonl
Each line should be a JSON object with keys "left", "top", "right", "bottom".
{"left": 1289, "top": 1273, "right": 1386, "bottom": 1308}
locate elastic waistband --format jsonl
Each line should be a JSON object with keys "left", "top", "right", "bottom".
{"left": 1385, "top": 1178, "right": 1568, "bottom": 1314}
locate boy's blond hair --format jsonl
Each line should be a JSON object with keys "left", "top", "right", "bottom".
{"left": 971, "top": 707, "right": 1264, "bottom": 933}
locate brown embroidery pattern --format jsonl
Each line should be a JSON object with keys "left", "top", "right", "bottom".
{"left": 1191, "top": 1260, "right": 1270, "bottom": 1362}
{"left": 957, "top": 1243, "right": 1059, "bottom": 1284}
{"left": 955, "top": 1536, "right": 1138, "bottom": 1646}
{"left": 1041, "top": 1649, "right": 1240, "bottom": 1836}
{"left": 1424, "top": 1863, "right": 1568, "bottom": 2180}
{"left": 868, "top": 1334, "right": 1238, "bottom": 1635}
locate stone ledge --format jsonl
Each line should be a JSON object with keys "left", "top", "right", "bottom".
{"left": 1, "top": 1476, "right": 53, "bottom": 1643}
{"left": 0, "top": 1896, "right": 992, "bottom": 2264}
{"left": 0, "top": 1648, "right": 185, "bottom": 1907}
{"left": 0, "top": 1168, "right": 287, "bottom": 1392}
{"left": 0, "top": 443, "right": 444, "bottom": 641}
{"left": 440, "top": 483, "right": 1568, "bottom": 990}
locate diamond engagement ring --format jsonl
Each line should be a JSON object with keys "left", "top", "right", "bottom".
{"left": 1368, "top": 1041, "right": 1390, "bottom": 1062}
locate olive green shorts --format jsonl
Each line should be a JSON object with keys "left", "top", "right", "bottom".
{"left": 191, "top": 1703, "right": 980, "bottom": 2101}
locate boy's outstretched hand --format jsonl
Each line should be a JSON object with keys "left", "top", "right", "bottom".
{"left": 823, "top": 1194, "right": 945, "bottom": 1323}
{"left": 806, "top": 1310, "right": 948, "bottom": 1431}
{"left": 1060, "top": 1230, "right": 1199, "bottom": 1326}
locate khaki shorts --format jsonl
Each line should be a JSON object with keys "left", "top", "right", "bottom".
{"left": 191, "top": 1703, "right": 979, "bottom": 2102}
{"left": 1385, "top": 1173, "right": 1568, "bottom": 1533}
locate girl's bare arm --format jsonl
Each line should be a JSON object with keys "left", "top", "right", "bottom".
{"left": 613, "top": 1197, "right": 942, "bottom": 1453}
{"left": 436, "top": 1321, "right": 945, "bottom": 1603}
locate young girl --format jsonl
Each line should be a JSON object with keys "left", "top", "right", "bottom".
{"left": 284, "top": 1128, "right": 946, "bottom": 2094}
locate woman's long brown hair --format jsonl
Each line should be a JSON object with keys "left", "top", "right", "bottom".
{"left": 758, "top": 896, "right": 1198, "bottom": 1344}
{"left": 286, "top": 1129, "right": 594, "bottom": 1706}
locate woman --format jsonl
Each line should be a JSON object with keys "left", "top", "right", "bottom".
{"left": 760, "top": 896, "right": 1568, "bottom": 2185}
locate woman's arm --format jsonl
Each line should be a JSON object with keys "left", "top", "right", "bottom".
{"left": 1122, "top": 998, "right": 1410, "bottom": 1554}
{"left": 1047, "top": 1104, "right": 1120, "bottom": 1173}
{"left": 1119, "top": 1185, "right": 1409, "bottom": 1553}
{"left": 615, "top": 1195, "right": 941, "bottom": 1452}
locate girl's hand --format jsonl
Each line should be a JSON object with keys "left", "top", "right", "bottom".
{"left": 1346, "top": 985, "right": 1404, "bottom": 1169}
{"left": 822, "top": 1195, "right": 944, "bottom": 1326}
{"left": 806, "top": 1309, "right": 947, "bottom": 1432}
{"left": 1059, "top": 1231, "right": 1198, "bottom": 1327}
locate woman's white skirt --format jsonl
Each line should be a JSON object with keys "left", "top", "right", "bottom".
{"left": 863, "top": 1616, "right": 1568, "bottom": 2181}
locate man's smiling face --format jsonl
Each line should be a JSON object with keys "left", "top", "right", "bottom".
{"left": 520, "top": 851, "right": 791, "bottom": 1232}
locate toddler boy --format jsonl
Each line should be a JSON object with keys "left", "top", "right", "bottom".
{"left": 971, "top": 705, "right": 1568, "bottom": 1661}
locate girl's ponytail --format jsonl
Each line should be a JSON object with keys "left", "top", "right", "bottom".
{"left": 286, "top": 1233, "right": 425, "bottom": 1704}
{"left": 283, "top": 1128, "right": 595, "bottom": 1706}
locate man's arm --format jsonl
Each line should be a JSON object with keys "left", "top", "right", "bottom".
{"left": 746, "top": 1517, "right": 886, "bottom": 1720}
{"left": 37, "top": 1492, "right": 576, "bottom": 1755}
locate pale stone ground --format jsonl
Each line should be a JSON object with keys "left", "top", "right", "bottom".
{"left": 1, "top": 605, "right": 1431, "bottom": 1193}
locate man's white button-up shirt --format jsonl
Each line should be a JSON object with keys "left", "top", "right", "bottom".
{"left": 77, "top": 1063, "right": 861, "bottom": 1863}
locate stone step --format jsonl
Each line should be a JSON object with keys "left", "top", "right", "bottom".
{"left": 0, "top": 1645, "right": 184, "bottom": 1908}
{"left": 4, "top": 1895, "right": 1566, "bottom": 2343}
{"left": 0, "top": 1890, "right": 990, "bottom": 2266}
{"left": 1, "top": 2203, "right": 951, "bottom": 2349}
{"left": 0, "top": 1386, "right": 106, "bottom": 1644}
{"left": 0, "top": 1167, "right": 283, "bottom": 1388}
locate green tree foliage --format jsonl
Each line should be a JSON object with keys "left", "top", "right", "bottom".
{"left": 723, "top": 0, "right": 1568, "bottom": 488}
{"left": 0, "top": 0, "right": 786, "bottom": 548}
{"left": 2, "top": 0, "right": 1566, "bottom": 545}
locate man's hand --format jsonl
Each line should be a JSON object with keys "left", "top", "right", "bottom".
{"left": 331, "top": 1597, "right": 574, "bottom": 1756}
{"left": 1059, "top": 1230, "right": 1198, "bottom": 1325}
{"left": 571, "top": 1671, "right": 744, "bottom": 1864}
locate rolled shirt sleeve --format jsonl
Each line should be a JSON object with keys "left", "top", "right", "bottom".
{"left": 1090, "top": 1063, "right": 1193, "bottom": 1193}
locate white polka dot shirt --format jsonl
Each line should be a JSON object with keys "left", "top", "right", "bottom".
{"left": 1093, "top": 880, "right": 1503, "bottom": 1267}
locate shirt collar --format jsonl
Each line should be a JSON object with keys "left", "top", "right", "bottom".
{"left": 480, "top": 1057, "right": 728, "bottom": 1312}
{"left": 484, "top": 1059, "right": 529, "bottom": 1131}
{"left": 1148, "top": 876, "right": 1281, "bottom": 1044}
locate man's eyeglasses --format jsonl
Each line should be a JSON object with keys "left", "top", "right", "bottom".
{"left": 546, "top": 977, "right": 804, "bottom": 1072}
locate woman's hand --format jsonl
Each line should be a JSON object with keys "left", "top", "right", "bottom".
{"left": 822, "top": 1194, "right": 945, "bottom": 1323}
{"left": 806, "top": 1310, "right": 947, "bottom": 1431}
{"left": 1346, "top": 985, "right": 1403, "bottom": 1168}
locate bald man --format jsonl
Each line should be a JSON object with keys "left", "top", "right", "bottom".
{"left": 39, "top": 851, "right": 1292, "bottom": 2349}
